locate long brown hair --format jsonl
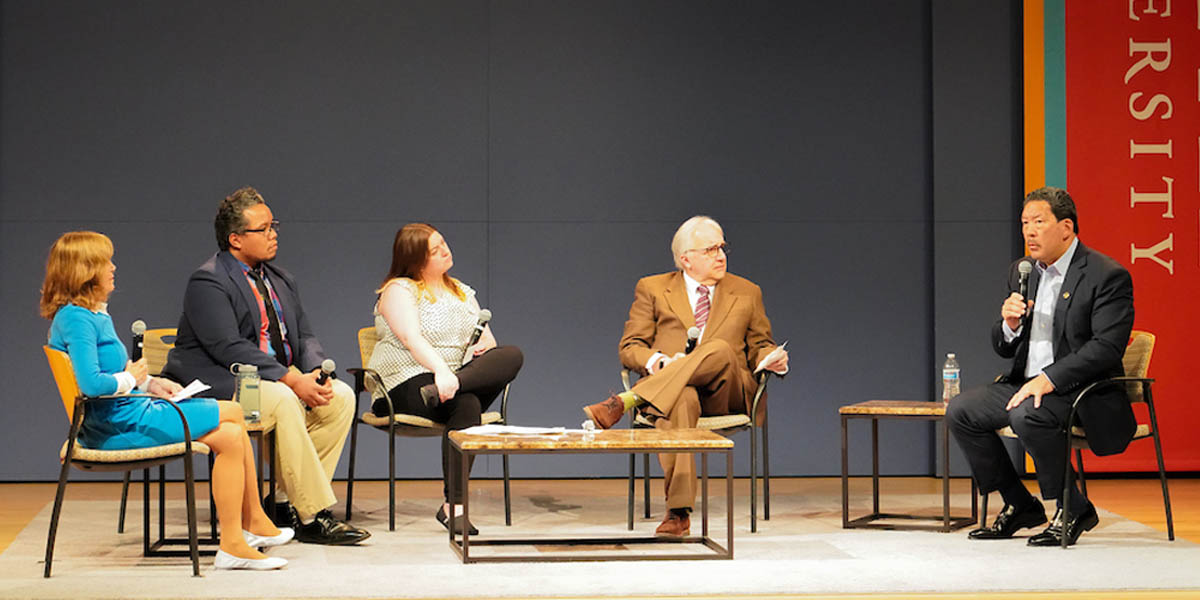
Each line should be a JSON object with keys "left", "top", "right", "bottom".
{"left": 40, "top": 231, "right": 114, "bottom": 319}
{"left": 380, "top": 223, "right": 463, "bottom": 301}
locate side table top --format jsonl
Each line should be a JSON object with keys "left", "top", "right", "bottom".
{"left": 449, "top": 428, "right": 734, "bottom": 451}
{"left": 839, "top": 400, "right": 947, "bottom": 416}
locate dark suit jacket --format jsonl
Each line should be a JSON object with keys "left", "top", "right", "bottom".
{"left": 993, "top": 241, "right": 1136, "bottom": 455}
{"left": 618, "top": 271, "right": 777, "bottom": 420}
{"left": 163, "top": 251, "right": 328, "bottom": 399}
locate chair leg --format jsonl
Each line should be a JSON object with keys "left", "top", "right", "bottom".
{"left": 142, "top": 468, "right": 151, "bottom": 556}
{"left": 43, "top": 455, "right": 74, "bottom": 578}
{"left": 345, "top": 420, "right": 359, "bottom": 522}
{"left": 388, "top": 429, "right": 396, "bottom": 532}
{"left": 118, "top": 471, "right": 131, "bottom": 533}
{"left": 182, "top": 455, "right": 201, "bottom": 577}
{"left": 627, "top": 453, "right": 636, "bottom": 530}
{"left": 502, "top": 454, "right": 512, "bottom": 526}
{"left": 642, "top": 453, "right": 651, "bottom": 519}
{"left": 1075, "top": 449, "right": 1088, "bottom": 498}
{"left": 1151, "top": 433, "right": 1175, "bottom": 541}
{"left": 208, "top": 453, "right": 217, "bottom": 541}
{"left": 762, "top": 419, "right": 771, "bottom": 521}
{"left": 750, "top": 426, "right": 758, "bottom": 533}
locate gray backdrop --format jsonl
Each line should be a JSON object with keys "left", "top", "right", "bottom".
{"left": 0, "top": 0, "right": 1023, "bottom": 482}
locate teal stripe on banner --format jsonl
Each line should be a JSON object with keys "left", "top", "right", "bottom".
{"left": 1043, "top": 0, "right": 1067, "bottom": 187}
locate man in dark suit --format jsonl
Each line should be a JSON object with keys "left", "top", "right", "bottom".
{"left": 164, "top": 187, "right": 369, "bottom": 545}
{"left": 947, "top": 187, "right": 1136, "bottom": 546}
{"left": 582, "top": 216, "right": 788, "bottom": 536}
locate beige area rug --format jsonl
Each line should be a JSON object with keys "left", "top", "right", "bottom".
{"left": 1, "top": 482, "right": 1195, "bottom": 599}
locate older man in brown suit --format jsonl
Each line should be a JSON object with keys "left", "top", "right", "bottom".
{"left": 583, "top": 215, "right": 788, "bottom": 536}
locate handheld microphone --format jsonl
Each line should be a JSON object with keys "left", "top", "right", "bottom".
{"left": 1017, "top": 261, "right": 1033, "bottom": 328}
{"left": 131, "top": 320, "right": 146, "bottom": 362}
{"left": 316, "top": 358, "right": 335, "bottom": 385}
{"left": 685, "top": 326, "right": 701, "bottom": 354}
{"left": 461, "top": 309, "right": 492, "bottom": 363}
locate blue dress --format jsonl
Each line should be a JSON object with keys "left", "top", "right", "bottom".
{"left": 49, "top": 304, "right": 220, "bottom": 450}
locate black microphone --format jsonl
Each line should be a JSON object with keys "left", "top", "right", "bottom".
{"left": 1017, "top": 260, "right": 1033, "bottom": 328}
{"left": 316, "top": 358, "right": 335, "bottom": 385}
{"left": 131, "top": 320, "right": 146, "bottom": 362}
{"left": 461, "top": 309, "right": 492, "bottom": 363}
{"left": 685, "top": 326, "right": 701, "bottom": 354}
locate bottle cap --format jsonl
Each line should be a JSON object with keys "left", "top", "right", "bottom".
{"left": 947, "top": 353, "right": 956, "bottom": 359}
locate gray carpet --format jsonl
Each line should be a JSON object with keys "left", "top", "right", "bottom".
{"left": 2, "top": 484, "right": 1195, "bottom": 599}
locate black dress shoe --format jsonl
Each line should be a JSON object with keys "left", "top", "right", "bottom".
{"left": 263, "top": 495, "right": 301, "bottom": 530}
{"left": 296, "top": 509, "right": 372, "bottom": 545}
{"left": 436, "top": 505, "right": 479, "bottom": 536}
{"left": 968, "top": 501, "right": 1047, "bottom": 539}
{"left": 1028, "top": 503, "right": 1099, "bottom": 547}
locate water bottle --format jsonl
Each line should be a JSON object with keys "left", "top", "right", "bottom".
{"left": 232, "top": 363, "right": 261, "bottom": 423}
{"left": 942, "top": 353, "right": 960, "bottom": 404}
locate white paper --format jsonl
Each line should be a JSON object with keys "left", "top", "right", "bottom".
{"left": 754, "top": 341, "right": 787, "bottom": 373}
{"left": 460, "top": 424, "right": 568, "bottom": 436}
{"left": 169, "top": 379, "right": 211, "bottom": 402}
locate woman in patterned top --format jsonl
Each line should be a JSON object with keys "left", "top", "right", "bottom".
{"left": 42, "top": 231, "right": 291, "bottom": 570}
{"left": 369, "top": 223, "right": 523, "bottom": 535}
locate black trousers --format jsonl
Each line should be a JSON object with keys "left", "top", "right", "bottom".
{"left": 946, "top": 380, "right": 1079, "bottom": 503}
{"left": 375, "top": 345, "right": 523, "bottom": 502}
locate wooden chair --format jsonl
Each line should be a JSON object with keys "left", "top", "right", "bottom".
{"left": 980, "top": 330, "right": 1173, "bottom": 547}
{"left": 43, "top": 346, "right": 211, "bottom": 577}
{"left": 622, "top": 368, "right": 774, "bottom": 532}
{"left": 344, "top": 326, "right": 512, "bottom": 530}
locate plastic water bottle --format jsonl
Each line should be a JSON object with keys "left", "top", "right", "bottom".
{"left": 232, "top": 363, "right": 261, "bottom": 423}
{"left": 942, "top": 353, "right": 960, "bottom": 404}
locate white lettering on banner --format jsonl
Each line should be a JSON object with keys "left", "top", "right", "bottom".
{"left": 1130, "top": 139, "right": 1173, "bottom": 157}
{"left": 1130, "top": 176, "right": 1176, "bottom": 217}
{"left": 1128, "top": 0, "right": 1171, "bottom": 20}
{"left": 1131, "top": 234, "right": 1175, "bottom": 274}
{"left": 1125, "top": 39, "right": 1171, "bottom": 83}
{"left": 1129, "top": 91, "right": 1175, "bottom": 119}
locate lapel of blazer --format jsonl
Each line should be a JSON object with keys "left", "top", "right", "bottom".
{"left": 218, "top": 251, "right": 263, "bottom": 340}
{"left": 663, "top": 272, "right": 695, "bottom": 329}
{"left": 705, "top": 277, "right": 739, "bottom": 336}
{"left": 1053, "top": 242, "right": 1088, "bottom": 350}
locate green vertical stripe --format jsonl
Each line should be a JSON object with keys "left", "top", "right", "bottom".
{"left": 1043, "top": 0, "right": 1067, "bottom": 187}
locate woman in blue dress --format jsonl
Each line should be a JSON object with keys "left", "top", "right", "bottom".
{"left": 41, "top": 231, "right": 291, "bottom": 571}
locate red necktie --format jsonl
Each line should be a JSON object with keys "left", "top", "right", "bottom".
{"left": 694, "top": 285, "right": 710, "bottom": 330}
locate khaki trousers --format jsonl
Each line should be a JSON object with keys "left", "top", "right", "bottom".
{"left": 631, "top": 339, "right": 746, "bottom": 510}
{"left": 258, "top": 378, "right": 355, "bottom": 521}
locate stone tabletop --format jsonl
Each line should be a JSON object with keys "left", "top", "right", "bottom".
{"left": 449, "top": 428, "right": 734, "bottom": 451}
{"left": 838, "top": 400, "right": 947, "bottom": 416}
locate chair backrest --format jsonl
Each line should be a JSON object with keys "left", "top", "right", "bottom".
{"left": 44, "top": 346, "right": 81, "bottom": 422}
{"left": 357, "top": 326, "right": 379, "bottom": 366}
{"left": 1123, "top": 330, "right": 1155, "bottom": 403}
{"left": 143, "top": 328, "right": 177, "bottom": 376}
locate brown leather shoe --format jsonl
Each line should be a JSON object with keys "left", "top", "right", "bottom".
{"left": 582, "top": 394, "right": 626, "bottom": 429}
{"left": 655, "top": 512, "right": 690, "bottom": 536}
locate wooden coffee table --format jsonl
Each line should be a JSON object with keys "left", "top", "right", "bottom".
{"left": 840, "top": 400, "right": 978, "bottom": 532}
{"left": 448, "top": 428, "right": 734, "bottom": 563}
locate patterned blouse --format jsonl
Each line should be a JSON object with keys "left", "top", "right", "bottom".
{"left": 368, "top": 278, "right": 479, "bottom": 395}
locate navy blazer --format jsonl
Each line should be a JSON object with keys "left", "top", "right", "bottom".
{"left": 163, "top": 251, "right": 328, "bottom": 399}
{"left": 991, "top": 242, "right": 1137, "bottom": 456}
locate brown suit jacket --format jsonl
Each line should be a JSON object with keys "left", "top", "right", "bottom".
{"left": 618, "top": 271, "right": 778, "bottom": 420}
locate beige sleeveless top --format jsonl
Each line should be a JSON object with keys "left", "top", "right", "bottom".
{"left": 367, "top": 278, "right": 479, "bottom": 395}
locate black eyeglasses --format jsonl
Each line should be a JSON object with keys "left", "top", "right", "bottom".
{"left": 686, "top": 242, "right": 729, "bottom": 258}
{"left": 242, "top": 221, "right": 281, "bottom": 235}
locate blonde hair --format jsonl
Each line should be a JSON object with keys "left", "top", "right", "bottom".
{"left": 40, "top": 231, "right": 114, "bottom": 319}
{"left": 670, "top": 216, "right": 723, "bottom": 270}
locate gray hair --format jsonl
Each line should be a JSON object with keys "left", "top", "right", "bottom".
{"left": 670, "top": 215, "right": 723, "bottom": 270}
{"left": 215, "top": 186, "right": 266, "bottom": 250}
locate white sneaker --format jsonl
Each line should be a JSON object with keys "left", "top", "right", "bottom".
{"left": 243, "top": 527, "right": 295, "bottom": 548}
{"left": 214, "top": 549, "right": 288, "bottom": 571}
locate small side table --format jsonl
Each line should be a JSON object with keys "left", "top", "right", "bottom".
{"left": 840, "top": 400, "right": 977, "bottom": 532}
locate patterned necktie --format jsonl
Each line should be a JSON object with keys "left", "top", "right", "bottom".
{"left": 248, "top": 268, "right": 289, "bottom": 366}
{"left": 694, "top": 285, "right": 710, "bottom": 330}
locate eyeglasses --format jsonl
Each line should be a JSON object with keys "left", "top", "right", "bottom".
{"left": 242, "top": 221, "right": 281, "bottom": 235}
{"left": 686, "top": 243, "right": 729, "bottom": 258}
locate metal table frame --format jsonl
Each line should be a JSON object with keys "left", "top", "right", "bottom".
{"left": 448, "top": 433, "right": 733, "bottom": 563}
{"left": 841, "top": 403, "right": 978, "bottom": 532}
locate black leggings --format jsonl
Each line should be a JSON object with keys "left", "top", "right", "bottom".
{"left": 375, "top": 345, "right": 523, "bottom": 502}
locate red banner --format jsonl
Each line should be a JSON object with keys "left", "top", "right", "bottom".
{"left": 1064, "top": 0, "right": 1199, "bottom": 470}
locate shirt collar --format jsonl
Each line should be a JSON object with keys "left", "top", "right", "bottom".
{"left": 1038, "top": 237, "right": 1079, "bottom": 276}
{"left": 682, "top": 271, "right": 713, "bottom": 295}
